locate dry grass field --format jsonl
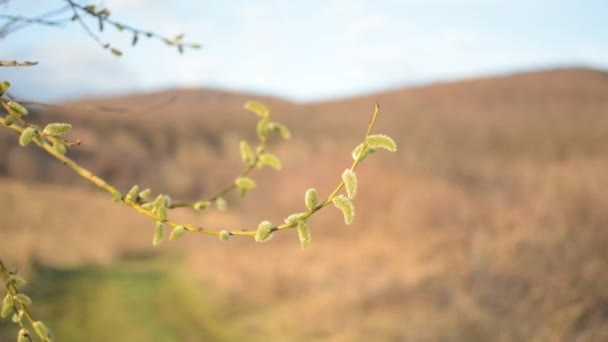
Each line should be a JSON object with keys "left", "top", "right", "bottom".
{"left": 1, "top": 67, "right": 608, "bottom": 341}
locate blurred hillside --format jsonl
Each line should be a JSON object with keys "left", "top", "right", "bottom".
{"left": 1, "top": 67, "right": 608, "bottom": 341}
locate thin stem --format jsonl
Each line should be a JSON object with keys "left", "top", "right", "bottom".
{"left": 0, "top": 258, "right": 36, "bottom": 330}
{"left": 0, "top": 103, "right": 382, "bottom": 239}
{"left": 169, "top": 140, "right": 267, "bottom": 208}
{"left": 276, "top": 104, "right": 380, "bottom": 231}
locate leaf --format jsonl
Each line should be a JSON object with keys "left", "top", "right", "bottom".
{"left": 152, "top": 222, "right": 164, "bottom": 246}
{"left": 235, "top": 176, "right": 257, "bottom": 197}
{"left": 14, "top": 294, "right": 32, "bottom": 306}
{"left": 33, "top": 321, "right": 53, "bottom": 342}
{"left": 254, "top": 220, "right": 274, "bottom": 242}
{"left": 169, "top": 225, "right": 187, "bottom": 240}
{"left": 218, "top": 230, "right": 231, "bottom": 241}
{"left": 297, "top": 220, "right": 311, "bottom": 249}
{"left": 43, "top": 122, "right": 73, "bottom": 136}
{"left": 18, "top": 127, "right": 37, "bottom": 146}
{"left": 332, "top": 195, "right": 355, "bottom": 225}
{"left": 365, "top": 134, "right": 397, "bottom": 152}
{"left": 341, "top": 169, "right": 358, "bottom": 199}
{"left": 304, "top": 188, "right": 318, "bottom": 211}
{"left": 239, "top": 140, "right": 255, "bottom": 165}
{"left": 244, "top": 101, "right": 269, "bottom": 118}
{"left": 190, "top": 44, "right": 202, "bottom": 49}
{"left": 257, "top": 152, "right": 281, "bottom": 170}
{"left": 7, "top": 100, "right": 28, "bottom": 116}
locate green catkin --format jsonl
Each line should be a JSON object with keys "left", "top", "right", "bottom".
{"left": 297, "top": 220, "right": 311, "bottom": 249}
{"left": 42, "top": 123, "right": 72, "bottom": 136}
{"left": 341, "top": 169, "right": 358, "bottom": 199}
{"left": 365, "top": 134, "right": 397, "bottom": 152}
{"left": 152, "top": 222, "right": 165, "bottom": 246}
{"left": 218, "top": 230, "right": 231, "bottom": 241}
{"left": 305, "top": 188, "right": 318, "bottom": 211}
{"left": 332, "top": 195, "right": 355, "bottom": 225}
{"left": 169, "top": 225, "right": 186, "bottom": 240}
{"left": 255, "top": 221, "right": 274, "bottom": 242}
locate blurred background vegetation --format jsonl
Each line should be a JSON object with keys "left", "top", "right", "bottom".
{"left": 1, "top": 68, "right": 607, "bottom": 341}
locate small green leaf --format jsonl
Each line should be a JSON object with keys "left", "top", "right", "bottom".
{"left": 153, "top": 222, "right": 165, "bottom": 246}
{"left": 255, "top": 220, "right": 274, "bottom": 243}
{"left": 33, "top": 321, "right": 53, "bottom": 342}
{"left": 7, "top": 100, "right": 28, "bottom": 116}
{"left": 42, "top": 123, "right": 72, "bottom": 136}
{"left": 0, "top": 81, "right": 10, "bottom": 95}
{"left": 341, "top": 169, "right": 358, "bottom": 199}
{"left": 239, "top": 140, "right": 255, "bottom": 165}
{"left": 244, "top": 101, "right": 270, "bottom": 118}
{"left": 193, "top": 200, "right": 211, "bottom": 211}
{"left": 215, "top": 197, "right": 227, "bottom": 211}
{"left": 257, "top": 152, "right": 281, "bottom": 170}
{"left": 17, "top": 328, "right": 29, "bottom": 342}
{"left": 235, "top": 176, "right": 256, "bottom": 197}
{"left": 365, "top": 134, "right": 397, "bottom": 152}
{"left": 1, "top": 294, "right": 13, "bottom": 318}
{"left": 169, "top": 225, "right": 187, "bottom": 240}
{"left": 52, "top": 142, "right": 67, "bottom": 155}
{"left": 218, "top": 230, "right": 231, "bottom": 241}
{"left": 297, "top": 220, "right": 311, "bottom": 249}
{"left": 305, "top": 188, "right": 318, "bottom": 211}
{"left": 115, "top": 22, "right": 125, "bottom": 31}
{"left": 332, "top": 195, "right": 355, "bottom": 225}
{"left": 14, "top": 294, "right": 32, "bottom": 306}
{"left": 125, "top": 184, "right": 140, "bottom": 201}
{"left": 190, "top": 43, "right": 202, "bottom": 49}
{"left": 18, "top": 127, "right": 37, "bottom": 146}
{"left": 111, "top": 48, "right": 123, "bottom": 56}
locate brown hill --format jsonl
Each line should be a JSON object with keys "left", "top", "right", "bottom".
{"left": 1, "top": 67, "right": 608, "bottom": 340}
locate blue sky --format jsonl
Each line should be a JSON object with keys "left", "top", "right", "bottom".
{"left": 2, "top": 0, "right": 607, "bottom": 102}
